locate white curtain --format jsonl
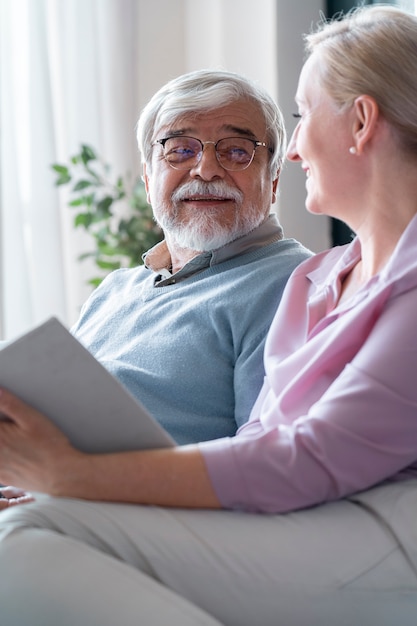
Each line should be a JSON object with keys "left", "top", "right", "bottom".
{"left": 0, "top": 0, "right": 141, "bottom": 340}
{"left": 1, "top": 0, "right": 319, "bottom": 341}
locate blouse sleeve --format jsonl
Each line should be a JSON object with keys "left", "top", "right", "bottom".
{"left": 199, "top": 288, "right": 417, "bottom": 513}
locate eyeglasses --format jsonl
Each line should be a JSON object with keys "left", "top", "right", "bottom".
{"left": 154, "top": 136, "right": 270, "bottom": 171}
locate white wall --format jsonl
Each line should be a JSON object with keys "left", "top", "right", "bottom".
{"left": 136, "top": 0, "right": 330, "bottom": 252}
{"left": 137, "top": 0, "right": 278, "bottom": 112}
{"left": 276, "top": 0, "right": 330, "bottom": 252}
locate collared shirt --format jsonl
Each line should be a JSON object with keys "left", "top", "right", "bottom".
{"left": 143, "top": 214, "right": 283, "bottom": 286}
{"left": 200, "top": 212, "right": 417, "bottom": 513}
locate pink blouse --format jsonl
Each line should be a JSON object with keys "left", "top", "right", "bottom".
{"left": 200, "top": 214, "right": 417, "bottom": 513}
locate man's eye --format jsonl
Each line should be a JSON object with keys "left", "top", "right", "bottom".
{"left": 230, "top": 147, "right": 248, "bottom": 156}
{"left": 167, "top": 146, "right": 195, "bottom": 157}
{"left": 176, "top": 148, "right": 195, "bottom": 155}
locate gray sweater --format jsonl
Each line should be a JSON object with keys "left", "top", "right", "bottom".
{"left": 72, "top": 219, "right": 312, "bottom": 444}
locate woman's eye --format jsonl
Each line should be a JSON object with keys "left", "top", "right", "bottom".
{"left": 292, "top": 113, "right": 302, "bottom": 119}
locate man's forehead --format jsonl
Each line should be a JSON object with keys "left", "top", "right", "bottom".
{"left": 156, "top": 101, "right": 265, "bottom": 138}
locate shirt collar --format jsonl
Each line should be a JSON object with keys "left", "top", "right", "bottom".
{"left": 306, "top": 212, "right": 417, "bottom": 303}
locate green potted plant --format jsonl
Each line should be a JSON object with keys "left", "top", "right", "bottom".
{"left": 52, "top": 144, "right": 162, "bottom": 287}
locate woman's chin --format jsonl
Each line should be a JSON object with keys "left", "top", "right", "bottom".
{"left": 305, "top": 200, "right": 323, "bottom": 216}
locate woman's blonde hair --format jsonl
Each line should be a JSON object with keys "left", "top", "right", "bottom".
{"left": 305, "top": 4, "right": 417, "bottom": 154}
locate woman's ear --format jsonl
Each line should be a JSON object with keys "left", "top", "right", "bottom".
{"left": 351, "top": 95, "right": 380, "bottom": 155}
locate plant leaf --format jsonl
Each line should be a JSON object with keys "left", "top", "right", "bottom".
{"left": 94, "top": 196, "right": 113, "bottom": 219}
{"left": 55, "top": 174, "right": 72, "bottom": 186}
{"left": 96, "top": 259, "right": 121, "bottom": 270}
{"left": 74, "top": 212, "right": 94, "bottom": 228}
{"left": 52, "top": 164, "right": 69, "bottom": 175}
{"left": 88, "top": 277, "right": 104, "bottom": 288}
{"left": 51, "top": 143, "right": 163, "bottom": 289}
{"left": 73, "top": 180, "right": 93, "bottom": 192}
{"left": 80, "top": 144, "right": 97, "bottom": 164}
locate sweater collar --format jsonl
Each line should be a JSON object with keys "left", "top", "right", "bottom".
{"left": 143, "top": 214, "right": 284, "bottom": 276}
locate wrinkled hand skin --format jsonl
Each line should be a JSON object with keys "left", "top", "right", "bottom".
{"left": 0, "top": 486, "right": 35, "bottom": 510}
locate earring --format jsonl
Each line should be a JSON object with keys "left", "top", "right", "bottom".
{"left": 349, "top": 146, "right": 357, "bottom": 155}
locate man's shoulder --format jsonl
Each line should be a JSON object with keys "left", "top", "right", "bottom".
{"left": 229, "top": 237, "right": 313, "bottom": 272}
{"left": 209, "top": 239, "right": 313, "bottom": 297}
{"left": 97, "top": 265, "right": 150, "bottom": 288}
{"left": 269, "top": 237, "right": 313, "bottom": 259}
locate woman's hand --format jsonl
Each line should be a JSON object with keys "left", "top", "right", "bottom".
{"left": 0, "top": 387, "right": 82, "bottom": 494}
{"left": 0, "top": 486, "right": 35, "bottom": 510}
{"left": 0, "top": 388, "right": 221, "bottom": 509}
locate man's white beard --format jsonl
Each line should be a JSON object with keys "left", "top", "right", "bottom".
{"left": 154, "top": 180, "right": 266, "bottom": 251}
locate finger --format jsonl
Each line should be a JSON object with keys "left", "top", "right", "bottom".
{"left": 0, "top": 486, "right": 30, "bottom": 499}
{"left": 0, "top": 494, "right": 35, "bottom": 510}
{"left": 0, "top": 388, "right": 53, "bottom": 434}
{"left": 0, "top": 388, "right": 34, "bottom": 423}
{"left": 7, "top": 494, "right": 35, "bottom": 506}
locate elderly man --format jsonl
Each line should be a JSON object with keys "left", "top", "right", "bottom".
{"left": 72, "top": 69, "right": 312, "bottom": 444}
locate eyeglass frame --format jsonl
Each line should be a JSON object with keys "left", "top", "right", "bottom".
{"left": 153, "top": 135, "right": 272, "bottom": 172}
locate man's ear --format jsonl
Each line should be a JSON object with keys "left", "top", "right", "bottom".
{"left": 271, "top": 170, "right": 280, "bottom": 204}
{"left": 142, "top": 164, "right": 151, "bottom": 203}
{"left": 352, "top": 95, "right": 380, "bottom": 155}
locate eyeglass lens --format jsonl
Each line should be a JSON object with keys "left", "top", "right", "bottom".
{"left": 160, "top": 136, "right": 257, "bottom": 171}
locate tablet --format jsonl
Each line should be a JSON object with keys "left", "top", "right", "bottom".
{"left": 0, "top": 317, "right": 175, "bottom": 453}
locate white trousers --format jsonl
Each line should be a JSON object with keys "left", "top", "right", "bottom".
{"left": 0, "top": 480, "right": 417, "bottom": 626}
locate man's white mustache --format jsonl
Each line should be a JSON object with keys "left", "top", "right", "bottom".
{"left": 171, "top": 181, "right": 243, "bottom": 204}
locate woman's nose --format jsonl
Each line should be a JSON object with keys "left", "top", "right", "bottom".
{"left": 286, "top": 126, "right": 301, "bottom": 162}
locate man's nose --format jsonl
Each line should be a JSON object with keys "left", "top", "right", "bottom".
{"left": 189, "top": 143, "right": 226, "bottom": 180}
